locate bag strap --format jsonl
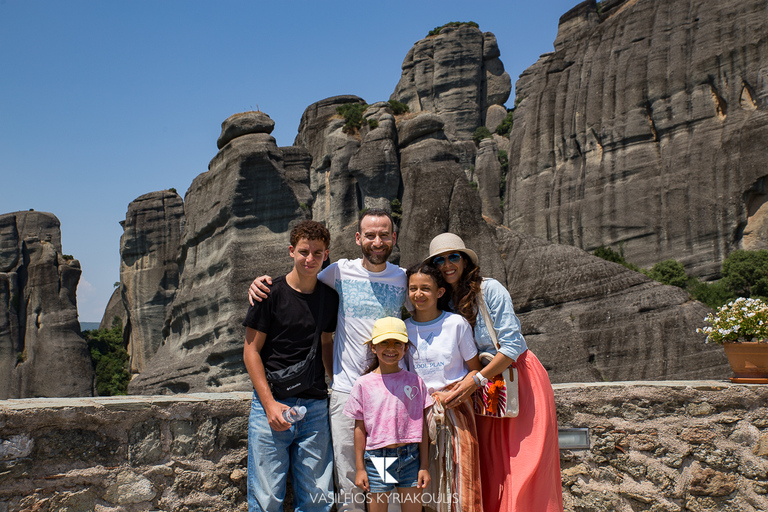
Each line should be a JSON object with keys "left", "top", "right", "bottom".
{"left": 477, "top": 281, "right": 501, "bottom": 352}
{"left": 308, "top": 285, "right": 327, "bottom": 357}
{"left": 266, "top": 284, "right": 327, "bottom": 383}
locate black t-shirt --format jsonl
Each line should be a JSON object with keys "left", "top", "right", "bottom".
{"left": 242, "top": 275, "right": 339, "bottom": 399}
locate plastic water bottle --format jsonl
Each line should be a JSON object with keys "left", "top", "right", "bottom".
{"left": 282, "top": 405, "right": 307, "bottom": 423}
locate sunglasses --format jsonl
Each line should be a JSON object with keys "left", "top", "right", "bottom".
{"left": 432, "top": 253, "right": 463, "bottom": 267}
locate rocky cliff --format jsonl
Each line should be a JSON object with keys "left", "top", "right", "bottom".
{"left": 505, "top": 0, "right": 768, "bottom": 278}
{"left": 119, "top": 190, "right": 184, "bottom": 374}
{"left": 391, "top": 25, "right": 512, "bottom": 141}
{"left": 109, "top": 18, "right": 740, "bottom": 394}
{"left": 0, "top": 211, "right": 93, "bottom": 399}
{"left": 127, "top": 112, "right": 317, "bottom": 394}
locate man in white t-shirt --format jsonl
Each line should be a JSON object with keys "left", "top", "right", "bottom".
{"left": 249, "top": 209, "right": 407, "bottom": 512}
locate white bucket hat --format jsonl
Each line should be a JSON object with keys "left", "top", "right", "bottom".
{"left": 426, "top": 233, "right": 478, "bottom": 266}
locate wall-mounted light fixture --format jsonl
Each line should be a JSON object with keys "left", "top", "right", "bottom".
{"left": 558, "top": 428, "right": 590, "bottom": 450}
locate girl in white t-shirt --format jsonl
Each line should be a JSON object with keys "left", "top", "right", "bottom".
{"left": 343, "top": 317, "right": 432, "bottom": 512}
{"left": 404, "top": 262, "right": 483, "bottom": 511}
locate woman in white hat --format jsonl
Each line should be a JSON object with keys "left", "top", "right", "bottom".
{"left": 425, "top": 233, "right": 563, "bottom": 512}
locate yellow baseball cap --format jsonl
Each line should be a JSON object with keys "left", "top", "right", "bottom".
{"left": 369, "top": 317, "right": 409, "bottom": 345}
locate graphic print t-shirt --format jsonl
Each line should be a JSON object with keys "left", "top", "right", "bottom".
{"left": 343, "top": 369, "right": 433, "bottom": 449}
{"left": 317, "top": 259, "right": 407, "bottom": 394}
{"left": 405, "top": 311, "right": 478, "bottom": 394}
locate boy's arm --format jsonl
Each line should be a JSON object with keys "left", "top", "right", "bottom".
{"left": 243, "top": 327, "right": 291, "bottom": 431}
{"left": 417, "top": 412, "right": 431, "bottom": 489}
{"left": 321, "top": 332, "right": 334, "bottom": 381}
{"left": 354, "top": 420, "right": 370, "bottom": 491}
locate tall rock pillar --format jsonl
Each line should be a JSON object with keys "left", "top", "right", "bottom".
{"left": 119, "top": 190, "right": 184, "bottom": 374}
{"left": 0, "top": 211, "right": 93, "bottom": 398}
{"left": 127, "top": 112, "right": 310, "bottom": 394}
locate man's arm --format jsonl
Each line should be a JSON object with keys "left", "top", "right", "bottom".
{"left": 243, "top": 327, "right": 291, "bottom": 431}
{"left": 248, "top": 275, "right": 273, "bottom": 305}
{"left": 321, "top": 332, "right": 334, "bottom": 381}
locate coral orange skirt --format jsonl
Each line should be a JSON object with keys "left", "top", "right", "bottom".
{"left": 474, "top": 349, "right": 563, "bottom": 512}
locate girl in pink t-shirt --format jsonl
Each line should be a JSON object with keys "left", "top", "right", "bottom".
{"left": 343, "top": 317, "right": 432, "bottom": 512}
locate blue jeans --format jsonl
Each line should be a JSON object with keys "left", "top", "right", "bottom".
{"left": 248, "top": 392, "right": 334, "bottom": 512}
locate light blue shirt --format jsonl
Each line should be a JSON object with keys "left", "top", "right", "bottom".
{"left": 474, "top": 278, "right": 528, "bottom": 361}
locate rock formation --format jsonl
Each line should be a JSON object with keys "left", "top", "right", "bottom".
{"left": 0, "top": 211, "right": 93, "bottom": 398}
{"left": 391, "top": 24, "right": 512, "bottom": 141}
{"left": 494, "top": 226, "right": 727, "bottom": 382}
{"left": 505, "top": 0, "right": 768, "bottom": 279}
{"left": 115, "top": 16, "right": 743, "bottom": 394}
{"left": 127, "top": 112, "right": 316, "bottom": 394}
{"left": 119, "top": 190, "right": 184, "bottom": 374}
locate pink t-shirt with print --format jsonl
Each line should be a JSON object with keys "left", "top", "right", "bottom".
{"left": 344, "top": 369, "right": 433, "bottom": 450}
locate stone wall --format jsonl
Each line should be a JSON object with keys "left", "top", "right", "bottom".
{"left": 1, "top": 383, "right": 767, "bottom": 512}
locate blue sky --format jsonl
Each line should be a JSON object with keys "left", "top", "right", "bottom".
{"left": 1, "top": 0, "right": 579, "bottom": 321}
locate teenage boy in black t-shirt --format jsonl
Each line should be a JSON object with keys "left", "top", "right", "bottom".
{"left": 243, "top": 220, "right": 339, "bottom": 512}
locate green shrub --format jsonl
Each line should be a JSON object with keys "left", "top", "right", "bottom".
{"left": 368, "top": 119, "right": 379, "bottom": 130}
{"left": 497, "top": 150, "right": 509, "bottom": 198}
{"left": 497, "top": 150, "right": 508, "bottom": 169}
{"left": 646, "top": 259, "right": 689, "bottom": 288}
{"left": 495, "top": 110, "right": 515, "bottom": 137}
{"left": 689, "top": 280, "right": 735, "bottom": 310}
{"left": 169, "top": 188, "right": 177, "bottom": 194}
{"left": 472, "top": 126, "right": 492, "bottom": 145}
{"left": 336, "top": 103, "right": 368, "bottom": 134}
{"left": 593, "top": 245, "right": 641, "bottom": 272}
{"left": 84, "top": 317, "right": 130, "bottom": 396}
{"left": 428, "top": 21, "right": 479, "bottom": 37}
{"left": 387, "top": 100, "right": 410, "bottom": 115}
{"left": 390, "top": 198, "right": 403, "bottom": 224}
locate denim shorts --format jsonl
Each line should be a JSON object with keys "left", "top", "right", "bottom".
{"left": 364, "top": 443, "right": 420, "bottom": 492}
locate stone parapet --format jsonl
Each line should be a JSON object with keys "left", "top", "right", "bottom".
{"left": 1, "top": 383, "right": 767, "bottom": 511}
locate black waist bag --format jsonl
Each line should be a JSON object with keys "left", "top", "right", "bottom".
{"left": 266, "top": 290, "right": 326, "bottom": 400}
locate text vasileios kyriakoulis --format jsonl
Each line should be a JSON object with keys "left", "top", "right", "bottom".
{"left": 309, "top": 492, "right": 460, "bottom": 505}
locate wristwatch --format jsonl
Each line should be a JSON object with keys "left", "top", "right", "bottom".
{"left": 475, "top": 372, "right": 489, "bottom": 387}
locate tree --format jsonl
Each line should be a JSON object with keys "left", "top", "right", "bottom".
{"left": 647, "top": 259, "right": 688, "bottom": 288}
{"left": 83, "top": 317, "right": 130, "bottom": 396}
{"left": 722, "top": 250, "right": 768, "bottom": 298}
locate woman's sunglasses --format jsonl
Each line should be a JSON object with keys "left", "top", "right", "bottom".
{"left": 432, "top": 253, "right": 462, "bottom": 267}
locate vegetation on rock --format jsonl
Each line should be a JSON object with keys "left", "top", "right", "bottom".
{"left": 387, "top": 100, "right": 410, "bottom": 115}
{"left": 593, "top": 247, "right": 768, "bottom": 311}
{"left": 495, "top": 110, "right": 515, "bottom": 137}
{"left": 428, "top": 21, "right": 479, "bottom": 37}
{"left": 336, "top": 103, "right": 368, "bottom": 134}
{"left": 472, "top": 126, "right": 492, "bottom": 145}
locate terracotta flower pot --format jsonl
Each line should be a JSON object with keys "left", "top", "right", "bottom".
{"left": 722, "top": 342, "right": 768, "bottom": 383}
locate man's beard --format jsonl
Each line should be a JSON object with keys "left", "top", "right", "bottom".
{"left": 362, "top": 243, "right": 392, "bottom": 265}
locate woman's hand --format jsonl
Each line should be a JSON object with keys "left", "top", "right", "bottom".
{"left": 442, "top": 373, "right": 479, "bottom": 409}
{"left": 248, "top": 275, "right": 273, "bottom": 305}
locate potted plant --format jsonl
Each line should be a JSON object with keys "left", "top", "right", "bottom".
{"left": 698, "top": 297, "right": 768, "bottom": 383}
